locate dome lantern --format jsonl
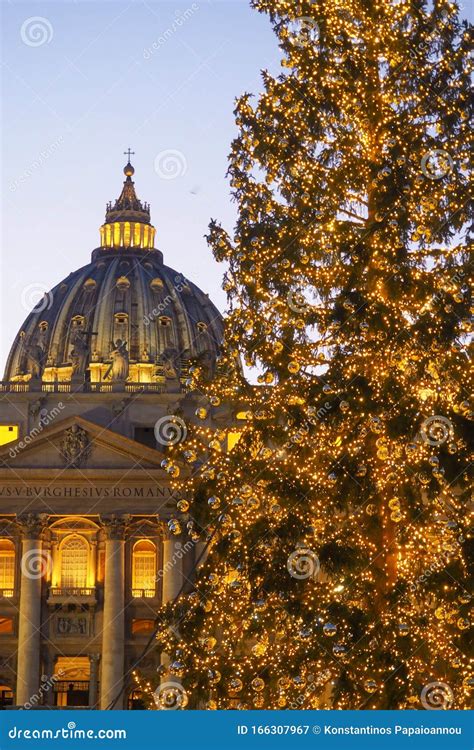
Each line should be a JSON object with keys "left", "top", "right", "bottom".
{"left": 99, "top": 150, "right": 156, "bottom": 251}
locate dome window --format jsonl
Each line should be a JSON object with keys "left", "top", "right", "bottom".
{"left": 71, "top": 315, "right": 85, "bottom": 328}
{"left": 116, "top": 276, "right": 131, "bottom": 291}
{"left": 150, "top": 278, "right": 164, "bottom": 292}
{"left": 83, "top": 278, "right": 96, "bottom": 292}
{"left": 197, "top": 321, "right": 208, "bottom": 332}
{"left": 115, "top": 313, "right": 128, "bottom": 326}
{"left": 158, "top": 316, "right": 171, "bottom": 327}
{"left": 38, "top": 321, "right": 49, "bottom": 332}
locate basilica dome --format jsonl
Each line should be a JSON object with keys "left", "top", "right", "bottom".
{"left": 4, "top": 160, "right": 223, "bottom": 389}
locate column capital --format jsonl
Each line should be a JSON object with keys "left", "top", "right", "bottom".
{"left": 16, "top": 513, "right": 49, "bottom": 539}
{"left": 100, "top": 514, "right": 131, "bottom": 540}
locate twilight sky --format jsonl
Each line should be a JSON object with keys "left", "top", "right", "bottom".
{"left": 1, "top": 0, "right": 281, "bottom": 372}
{"left": 1, "top": 1, "right": 472, "bottom": 374}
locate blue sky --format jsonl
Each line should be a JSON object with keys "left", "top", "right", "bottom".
{"left": 1, "top": 1, "right": 472, "bottom": 373}
{"left": 1, "top": 0, "right": 281, "bottom": 371}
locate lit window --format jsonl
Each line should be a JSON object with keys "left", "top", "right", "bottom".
{"left": 158, "top": 316, "right": 171, "bottom": 327}
{"left": 124, "top": 222, "right": 131, "bottom": 247}
{"left": 71, "top": 315, "right": 85, "bottom": 328}
{"left": 60, "top": 535, "right": 88, "bottom": 589}
{"left": 132, "top": 540, "right": 156, "bottom": 597}
{"left": 131, "top": 619, "right": 155, "bottom": 635}
{"left": 197, "top": 321, "right": 208, "bottom": 332}
{"left": 116, "top": 276, "right": 130, "bottom": 291}
{"left": 0, "top": 618, "right": 13, "bottom": 634}
{"left": 150, "top": 278, "right": 164, "bottom": 291}
{"left": 39, "top": 321, "right": 49, "bottom": 332}
{"left": 114, "top": 313, "right": 128, "bottom": 326}
{"left": 227, "top": 431, "right": 242, "bottom": 451}
{"left": 0, "top": 426, "right": 19, "bottom": 448}
{"left": 0, "top": 540, "right": 15, "bottom": 595}
{"left": 83, "top": 279, "right": 96, "bottom": 292}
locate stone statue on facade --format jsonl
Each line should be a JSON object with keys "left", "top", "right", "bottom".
{"left": 106, "top": 340, "right": 129, "bottom": 381}
{"left": 70, "top": 330, "right": 90, "bottom": 377}
{"left": 24, "top": 339, "right": 46, "bottom": 380}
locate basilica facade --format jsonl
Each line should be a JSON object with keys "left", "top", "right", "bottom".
{"left": 0, "top": 159, "right": 225, "bottom": 709}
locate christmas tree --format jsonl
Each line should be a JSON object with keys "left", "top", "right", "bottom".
{"left": 154, "top": 0, "right": 472, "bottom": 710}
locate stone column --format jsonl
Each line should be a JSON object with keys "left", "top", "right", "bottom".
{"left": 99, "top": 515, "right": 129, "bottom": 710}
{"left": 41, "top": 651, "right": 55, "bottom": 707}
{"left": 16, "top": 514, "right": 48, "bottom": 707}
{"left": 88, "top": 654, "right": 100, "bottom": 708}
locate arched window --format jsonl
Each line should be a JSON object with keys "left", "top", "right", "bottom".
{"left": 132, "top": 540, "right": 156, "bottom": 598}
{"left": 0, "top": 540, "right": 15, "bottom": 596}
{"left": 60, "top": 535, "right": 88, "bottom": 589}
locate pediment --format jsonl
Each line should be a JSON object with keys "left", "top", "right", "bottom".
{"left": 0, "top": 415, "right": 166, "bottom": 471}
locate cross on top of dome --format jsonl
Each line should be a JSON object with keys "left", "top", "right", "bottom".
{"left": 105, "top": 150, "right": 150, "bottom": 225}
{"left": 123, "top": 148, "right": 135, "bottom": 177}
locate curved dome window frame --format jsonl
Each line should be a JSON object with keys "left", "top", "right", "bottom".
{"left": 150, "top": 277, "right": 164, "bottom": 292}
